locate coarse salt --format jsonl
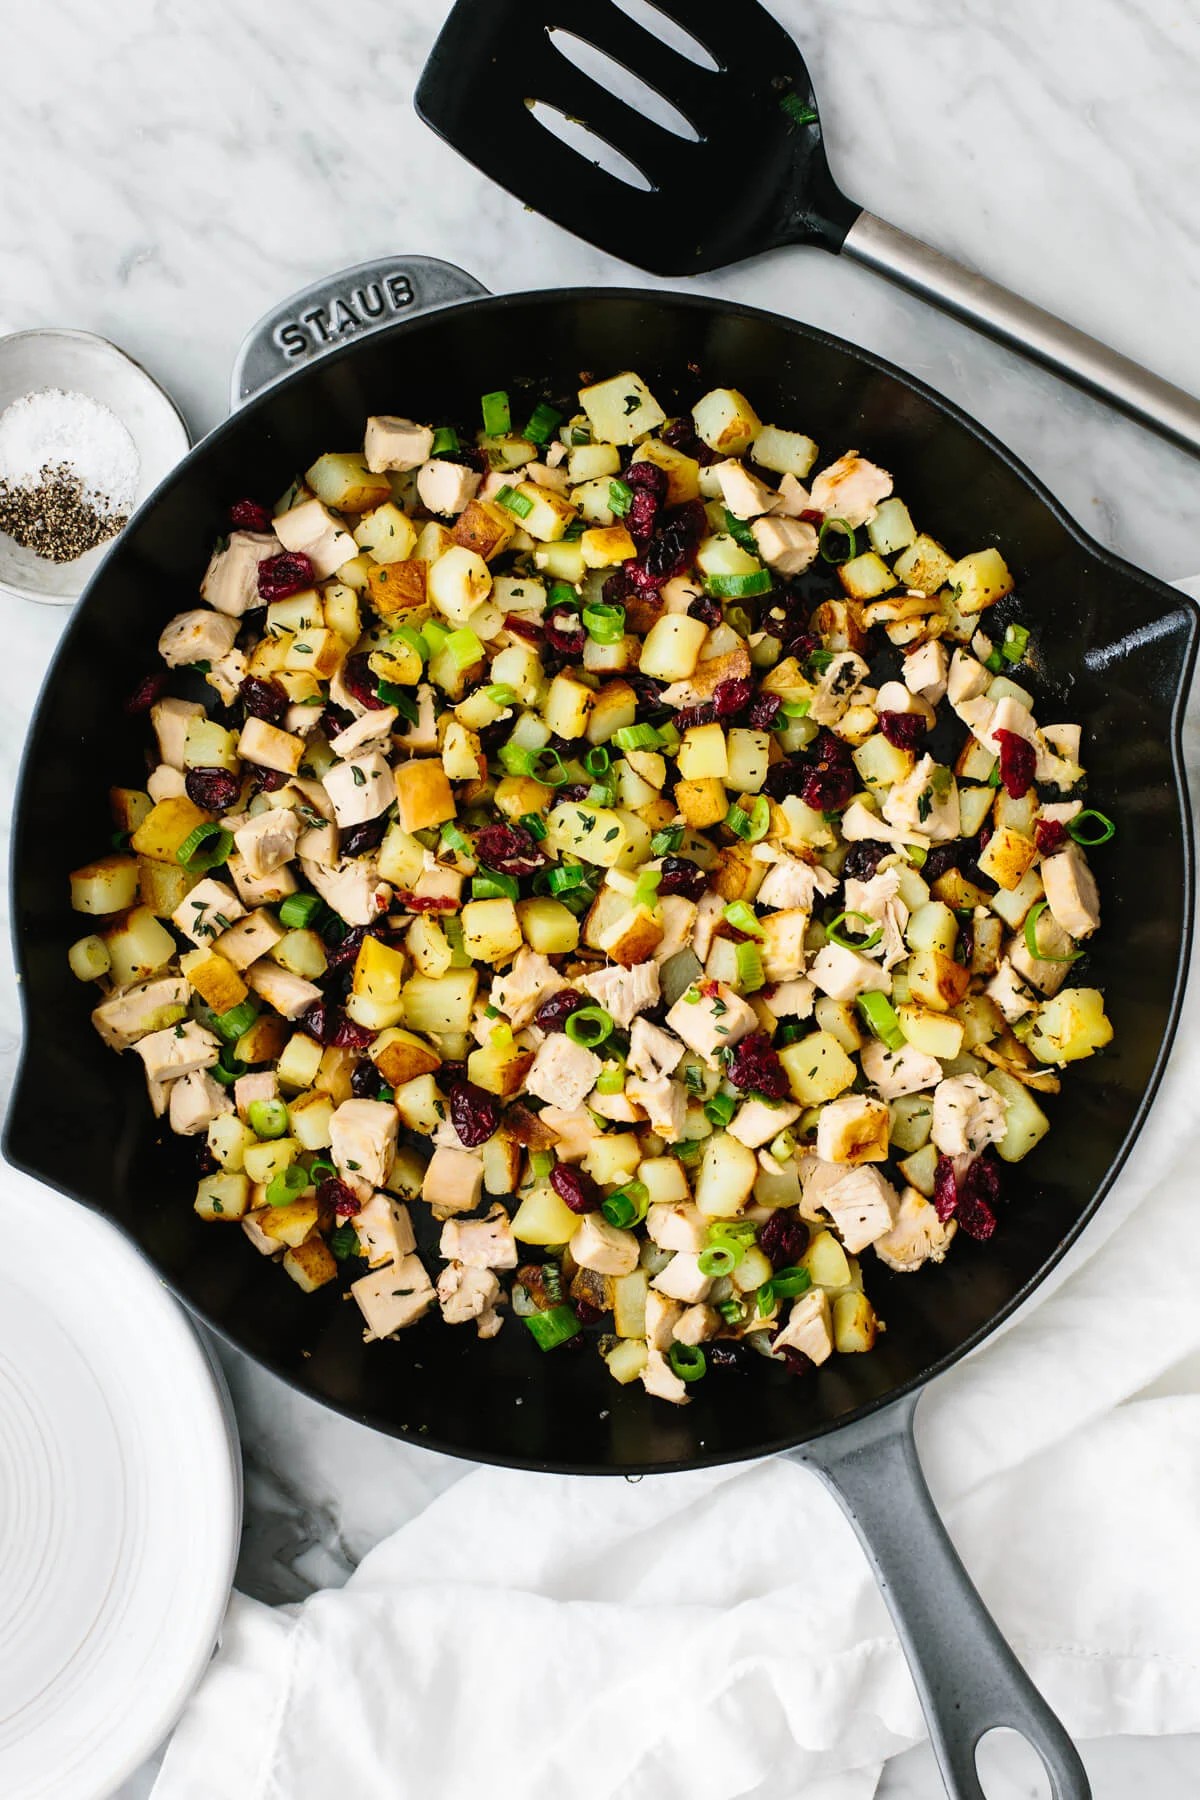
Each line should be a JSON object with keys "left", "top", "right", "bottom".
{"left": 0, "top": 388, "right": 139, "bottom": 514}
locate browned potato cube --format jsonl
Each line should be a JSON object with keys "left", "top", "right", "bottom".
{"left": 452, "top": 499, "right": 516, "bottom": 562}
{"left": 368, "top": 1026, "right": 442, "bottom": 1087}
{"left": 282, "top": 1233, "right": 339, "bottom": 1291}
{"left": 139, "top": 857, "right": 200, "bottom": 918}
{"left": 130, "top": 796, "right": 213, "bottom": 866}
{"left": 394, "top": 760, "right": 456, "bottom": 832}
{"left": 260, "top": 1195, "right": 320, "bottom": 1249}
{"left": 180, "top": 948, "right": 248, "bottom": 1014}
{"left": 110, "top": 786, "right": 153, "bottom": 834}
{"left": 235, "top": 1014, "right": 290, "bottom": 1065}
{"left": 675, "top": 777, "right": 728, "bottom": 829}
{"left": 366, "top": 560, "right": 427, "bottom": 616}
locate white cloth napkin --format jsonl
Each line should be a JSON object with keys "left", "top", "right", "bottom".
{"left": 153, "top": 590, "right": 1200, "bottom": 1800}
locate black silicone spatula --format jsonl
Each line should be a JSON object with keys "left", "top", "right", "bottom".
{"left": 415, "top": 0, "right": 1200, "bottom": 456}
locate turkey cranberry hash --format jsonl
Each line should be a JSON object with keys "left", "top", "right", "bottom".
{"left": 67, "top": 372, "right": 1115, "bottom": 1405}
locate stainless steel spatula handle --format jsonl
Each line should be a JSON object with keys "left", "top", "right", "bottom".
{"left": 843, "top": 212, "right": 1200, "bottom": 455}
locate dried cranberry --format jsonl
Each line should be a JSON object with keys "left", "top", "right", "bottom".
{"left": 350, "top": 1060, "right": 384, "bottom": 1099}
{"left": 762, "top": 756, "right": 803, "bottom": 801}
{"left": 474, "top": 824, "right": 548, "bottom": 878}
{"left": 688, "top": 593, "right": 722, "bottom": 627}
{"left": 712, "top": 677, "right": 753, "bottom": 719}
{"left": 957, "top": 916, "right": 975, "bottom": 966}
{"left": 626, "top": 461, "right": 668, "bottom": 499}
{"left": 878, "top": 710, "right": 929, "bottom": 751}
{"left": 550, "top": 1164, "right": 601, "bottom": 1214}
{"left": 673, "top": 701, "right": 717, "bottom": 732}
{"left": 1035, "top": 818, "right": 1068, "bottom": 856}
{"left": 555, "top": 783, "right": 591, "bottom": 805}
{"left": 246, "top": 765, "right": 289, "bottom": 793}
{"left": 325, "top": 923, "right": 383, "bottom": 970}
{"left": 798, "top": 729, "right": 856, "bottom": 813}
{"left": 841, "top": 839, "right": 891, "bottom": 882}
{"left": 776, "top": 1347, "right": 816, "bottom": 1378}
{"left": 533, "top": 988, "right": 584, "bottom": 1033}
{"left": 996, "top": 729, "right": 1036, "bottom": 799}
{"left": 333, "top": 1014, "right": 376, "bottom": 1050}
{"left": 747, "top": 691, "right": 781, "bottom": 730}
{"left": 626, "top": 486, "right": 661, "bottom": 542}
{"left": 318, "top": 1176, "right": 361, "bottom": 1219}
{"left": 125, "top": 671, "right": 168, "bottom": 714}
{"left": 921, "top": 842, "right": 964, "bottom": 884}
{"left": 229, "top": 498, "right": 272, "bottom": 533}
{"left": 957, "top": 1192, "right": 998, "bottom": 1241}
{"left": 657, "top": 857, "right": 707, "bottom": 900}
{"left": 257, "top": 550, "right": 314, "bottom": 602}
{"left": 301, "top": 999, "right": 374, "bottom": 1049}
{"left": 341, "top": 817, "right": 387, "bottom": 859}
{"left": 395, "top": 891, "right": 459, "bottom": 913}
{"left": 960, "top": 1152, "right": 1002, "bottom": 1230}
{"left": 800, "top": 508, "right": 824, "bottom": 526}
{"left": 759, "top": 1210, "right": 810, "bottom": 1268}
{"left": 933, "top": 1155, "right": 960, "bottom": 1223}
{"left": 642, "top": 500, "right": 707, "bottom": 584}
{"left": 660, "top": 416, "right": 713, "bottom": 464}
{"left": 574, "top": 1299, "right": 604, "bottom": 1326}
{"left": 504, "top": 613, "right": 544, "bottom": 646}
{"left": 341, "top": 653, "right": 387, "bottom": 711}
{"left": 239, "top": 674, "right": 288, "bottom": 724}
{"left": 544, "top": 605, "right": 586, "bottom": 657}
{"left": 725, "top": 1032, "right": 790, "bottom": 1100}
{"left": 185, "top": 767, "right": 240, "bottom": 812}
{"left": 449, "top": 1080, "right": 500, "bottom": 1148}
{"left": 784, "top": 631, "right": 820, "bottom": 665}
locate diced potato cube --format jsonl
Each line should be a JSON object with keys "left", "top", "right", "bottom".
{"left": 585, "top": 680, "right": 638, "bottom": 746}
{"left": 366, "top": 560, "right": 427, "bottom": 617}
{"left": 949, "top": 547, "right": 1015, "bottom": 615}
{"left": 867, "top": 498, "right": 917, "bottom": 556}
{"left": 604, "top": 1338, "right": 650, "bottom": 1384}
{"left": 242, "top": 1138, "right": 299, "bottom": 1186}
{"left": 103, "top": 906, "right": 178, "bottom": 985}
{"left": 578, "top": 372, "right": 667, "bottom": 446}
{"left": 461, "top": 898, "right": 523, "bottom": 965}
{"left": 511, "top": 482, "right": 577, "bottom": 543}
{"left": 675, "top": 778, "right": 728, "bottom": 829}
{"left": 548, "top": 801, "right": 651, "bottom": 870}
{"left": 751, "top": 425, "right": 818, "bottom": 478}
{"left": 897, "top": 1004, "right": 965, "bottom": 1060}
{"left": 276, "top": 1032, "right": 324, "bottom": 1092}
{"left": 282, "top": 1235, "right": 339, "bottom": 1291}
{"left": 906, "top": 901, "right": 959, "bottom": 958}
{"left": 195, "top": 1172, "right": 250, "bottom": 1222}
{"left": 353, "top": 501, "right": 418, "bottom": 565}
{"left": 180, "top": 947, "right": 248, "bottom": 1014}
{"left": 467, "top": 1035, "right": 534, "bottom": 1098}
{"left": 631, "top": 437, "right": 701, "bottom": 504}
{"left": 544, "top": 673, "right": 594, "bottom": 740}
{"left": 639, "top": 614, "right": 709, "bottom": 681}
{"left": 305, "top": 451, "right": 391, "bottom": 513}
{"left": 801, "top": 1229, "right": 851, "bottom": 1290}
{"left": 369, "top": 1026, "right": 442, "bottom": 1087}
{"left": 70, "top": 854, "right": 140, "bottom": 915}
{"left": 392, "top": 1072, "right": 449, "bottom": 1133}
{"left": 694, "top": 1131, "right": 759, "bottom": 1217}
{"left": 839, "top": 551, "right": 895, "bottom": 600}
{"left": 394, "top": 760, "right": 456, "bottom": 833}
{"left": 402, "top": 969, "right": 478, "bottom": 1035}
{"left": 110, "top": 786, "right": 153, "bottom": 834}
{"left": 778, "top": 1031, "right": 856, "bottom": 1104}
{"left": 568, "top": 442, "right": 621, "bottom": 483}
{"left": 130, "top": 796, "right": 212, "bottom": 866}
{"left": 985, "top": 1068, "right": 1051, "bottom": 1161}
{"left": 516, "top": 897, "right": 580, "bottom": 955}
{"left": 832, "top": 1290, "right": 880, "bottom": 1352}
{"left": 692, "top": 387, "right": 762, "bottom": 456}
{"left": 676, "top": 722, "right": 728, "bottom": 781}
{"left": 511, "top": 1183, "right": 581, "bottom": 1245}
{"left": 977, "top": 826, "right": 1037, "bottom": 892}
{"left": 612, "top": 1269, "right": 650, "bottom": 1339}
{"left": 581, "top": 525, "right": 637, "bottom": 568}
{"left": 1027, "top": 988, "right": 1113, "bottom": 1066}
{"left": 892, "top": 534, "right": 956, "bottom": 595}
{"left": 289, "top": 1090, "right": 335, "bottom": 1151}
{"left": 907, "top": 947, "right": 970, "bottom": 1012}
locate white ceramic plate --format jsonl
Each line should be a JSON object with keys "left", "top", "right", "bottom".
{"left": 0, "top": 1167, "right": 241, "bottom": 1800}
{"left": 0, "top": 329, "right": 191, "bottom": 606}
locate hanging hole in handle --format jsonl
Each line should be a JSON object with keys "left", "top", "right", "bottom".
{"left": 976, "top": 1725, "right": 1064, "bottom": 1799}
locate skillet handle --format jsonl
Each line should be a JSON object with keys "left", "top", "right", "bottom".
{"left": 230, "top": 255, "right": 490, "bottom": 407}
{"left": 841, "top": 211, "right": 1200, "bottom": 458}
{"left": 790, "top": 1390, "right": 1091, "bottom": 1800}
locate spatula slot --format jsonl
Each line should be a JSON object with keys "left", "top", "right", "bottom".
{"left": 525, "top": 99, "right": 654, "bottom": 192}
{"left": 548, "top": 28, "right": 701, "bottom": 142}
{"left": 609, "top": 0, "right": 720, "bottom": 72}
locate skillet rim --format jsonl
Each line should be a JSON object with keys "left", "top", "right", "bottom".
{"left": 5, "top": 283, "right": 1197, "bottom": 1474}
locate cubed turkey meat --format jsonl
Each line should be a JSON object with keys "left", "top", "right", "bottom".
{"left": 244, "top": 959, "right": 321, "bottom": 1020}
{"left": 524, "top": 1034, "right": 603, "bottom": 1113}
{"left": 439, "top": 1204, "right": 518, "bottom": 1271}
{"left": 578, "top": 960, "right": 660, "bottom": 1029}
{"left": 755, "top": 855, "right": 835, "bottom": 912}
{"left": 134, "top": 1019, "right": 221, "bottom": 1085}
{"left": 809, "top": 943, "right": 891, "bottom": 1002}
{"left": 364, "top": 415, "right": 435, "bottom": 473}
{"left": 930, "top": 1076, "right": 1008, "bottom": 1157}
{"left": 172, "top": 878, "right": 245, "bottom": 947}
{"left": 233, "top": 809, "right": 301, "bottom": 880}
{"left": 808, "top": 451, "right": 892, "bottom": 528}
{"left": 329, "top": 708, "right": 398, "bottom": 760}
{"left": 902, "top": 640, "right": 949, "bottom": 705}
{"left": 300, "top": 856, "right": 391, "bottom": 929}
{"left": 354, "top": 1194, "right": 417, "bottom": 1268}
{"left": 859, "top": 1039, "right": 942, "bottom": 1101}
{"left": 330, "top": 1098, "right": 398, "bottom": 1193}
{"left": 273, "top": 496, "right": 356, "bottom": 578}
{"left": 712, "top": 458, "right": 777, "bottom": 519}
{"left": 215, "top": 906, "right": 286, "bottom": 969}
{"left": 873, "top": 1186, "right": 957, "bottom": 1273}
{"left": 644, "top": 1290, "right": 685, "bottom": 1352}
{"left": 200, "top": 530, "right": 280, "bottom": 616}
{"left": 645, "top": 1202, "right": 708, "bottom": 1254}
{"left": 815, "top": 1094, "right": 890, "bottom": 1164}
{"left": 323, "top": 752, "right": 396, "bottom": 828}
{"left": 151, "top": 697, "right": 204, "bottom": 770}
{"left": 91, "top": 975, "right": 190, "bottom": 1050}
{"left": 808, "top": 1163, "right": 899, "bottom": 1252}
{"left": 168, "top": 1070, "right": 232, "bottom": 1137}
{"left": 728, "top": 1096, "right": 801, "bottom": 1149}
{"left": 772, "top": 1288, "right": 834, "bottom": 1365}
{"left": 436, "top": 1262, "right": 505, "bottom": 1338}
{"left": 569, "top": 1213, "right": 640, "bottom": 1277}
{"left": 1041, "top": 843, "right": 1100, "bottom": 939}
{"left": 641, "top": 1344, "right": 690, "bottom": 1405}
{"left": 158, "top": 608, "right": 239, "bottom": 669}
{"left": 664, "top": 981, "right": 757, "bottom": 1067}
{"left": 417, "top": 459, "right": 481, "bottom": 516}
{"left": 421, "top": 1146, "right": 485, "bottom": 1217}
{"left": 627, "top": 1017, "right": 685, "bottom": 1081}
{"left": 751, "top": 514, "right": 819, "bottom": 575}
{"left": 352, "top": 1255, "right": 435, "bottom": 1341}
{"left": 625, "top": 1074, "right": 686, "bottom": 1140}
{"left": 490, "top": 948, "right": 564, "bottom": 1029}
{"left": 650, "top": 1251, "right": 713, "bottom": 1304}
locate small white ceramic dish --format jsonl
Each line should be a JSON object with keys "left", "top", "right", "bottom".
{"left": 0, "top": 329, "right": 190, "bottom": 606}
{"left": 0, "top": 1166, "right": 241, "bottom": 1800}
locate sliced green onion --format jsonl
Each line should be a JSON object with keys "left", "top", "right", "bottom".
{"left": 770, "top": 1128, "right": 797, "bottom": 1161}
{"left": 722, "top": 508, "right": 759, "bottom": 552}
{"left": 519, "top": 812, "right": 547, "bottom": 841}
{"left": 446, "top": 627, "right": 484, "bottom": 668}
{"left": 530, "top": 1149, "right": 554, "bottom": 1181}
{"left": 601, "top": 1179, "right": 649, "bottom": 1228}
{"left": 495, "top": 483, "right": 533, "bottom": 519}
{"left": 522, "top": 1305, "right": 582, "bottom": 1350}
{"left": 1024, "top": 900, "right": 1084, "bottom": 964}
{"left": 594, "top": 1058, "right": 626, "bottom": 1096}
{"left": 565, "top": 1005, "right": 613, "bottom": 1048}
{"left": 632, "top": 869, "right": 662, "bottom": 912}
{"left": 697, "top": 1244, "right": 737, "bottom": 1278}
{"left": 483, "top": 683, "right": 518, "bottom": 706}
{"left": 570, "top": 425, "right": 590, "bottom": 446}
{"left": 431, "top": 426, "right": 460, "bottom": 456}
{"left": 735, "top": 941, "right": 765, "bottom": 992}
{"left": 329, "top": 1222, "right": 362, "bottom": 1262}
{"left": 376, "top": 682, "right": 418, "bottom": 722}
{"left": 390, "top": 623, "right": 429, "bottom": 662}
{"left": 582, "top": 601, "right": 625, "bottom": 644}
{"left": 608, "top": 479, "right": 633, "bottom": 518}
{"left": 481, "top": 390, "right": 511, "bottom": 435}
{"left": 423, "top": 618, "right": 450, "bottom": 654}
{"left": 266, "top": 1164, "right": 310, "bottom": 1207}
{"left": 650, "top": 825, "right": 684, "bottom": 856}
{"left": 210, "top": 1055, "right": 245, "bottom": 1088}
{"left": 548, "top": 580, "right": 578, "bottom": 607}
{"left": 818, "top": 517, "right": 857, "bottom": 564}
{"left": 1002, "top": 624, "right": 1030, "bottom": 664}
{"left": 612, "top": 723, "right": 663, "bottom": 752}
{"left": 667, "top": 1342, "right": 706, "bottom": 1382}
{"left": 706, "top": 570, "right": 772, "bottom": 599}
{"left": 656, "top": 721, "right": 681, "bottom": 754}
{"left": 770, "top": 1266, "right": 812, "bottom": 1299}
{"left": 775, "top": 1019, "right": 805, "bottom": 1047}
{"left": 498, "top": 743, "right": 570, "bottom": 785}
{"left": 725, "top": 795, "right": 770, "bottom": 842}
{"left": 441, "top": 822, "right": 470, "bottom": 855}
{"left": 587, "top": 780, "right": 616, "bottom": 807}
{"left": 444, "top": 916, "right": 468, "bottom": 962}
{"left": 279, "top": 893, "right": 323, "bottom": 929}
{"left": 212, "top": 998, "right": 259, "bottom": 1043}
{"left": 584, "top": 746, "right": 611, "bottom": 777}
{"left": 826, "top": 909, "right": 884, "bottom": 951}
{"left": 704, "top": 1091, "right": 736, "bottom": 1129}
{"left": 247, "top": 1098, "right": 289, "bottom": 1139}
{"left": 780, "top": 699, "right": 811, "bottom": 719}
{"left": 984, "top": 650, "right": 1005, "bottom": 675}
{"left": 524, "top": 401, "right": 563, "bottom": 445}
{"left": 858, "top": 991, "right": 906, "bottom": 1052}
{"left": 1067, "top": 809, "right": 1115, "bottom": 846}
{"left": 176, "top": 822, "right": 234, "bottom": 871}
{"left": 717, "top": 1298, "right": 745, "bottom": 1325}
{"left": 543, "top": 862, "right": 589, "bottom": 895}
{"left": 723, "top": 900, "right": 763, "bottom": 938}
{"left": 669, "top": 1137, "right": 704, "bottom": 1168}
{"left": 472, "top": 872, "right": 519, "bottom": 902}
{"left": 708, "top": 1219, "right": 757, "bottom": 1248}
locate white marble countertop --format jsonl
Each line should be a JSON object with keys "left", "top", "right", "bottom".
{"left": 2, "top": 1, "right": 1198, "bottom": 1795}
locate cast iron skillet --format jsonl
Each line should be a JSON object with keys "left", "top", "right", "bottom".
{"left": 6, "top": 258, "right": 1196, "bottom": 1800}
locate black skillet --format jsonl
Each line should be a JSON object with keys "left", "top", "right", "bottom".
{"left": 5, "top": 260, "right": 1196, "bottom": 1800}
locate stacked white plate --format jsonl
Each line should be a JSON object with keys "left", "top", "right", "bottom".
{"left": 0, "top": 1167, "right": 241, "bottom": 1799}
